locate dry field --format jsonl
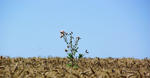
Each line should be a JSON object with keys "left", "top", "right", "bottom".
{"left": 0, "top": 56, "right": 150, "bottom": 78}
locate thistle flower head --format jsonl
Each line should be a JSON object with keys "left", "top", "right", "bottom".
{"left": 70, "top": 32, "right": 73, "bottom": 35}
{"left": 60, "top": 30, "right": 65, "bottom": 38}
{"left": 60, "top": 34, "right": 64, "bottom": 38}
{"left": 65, "top": 49, "right": 68, "bottom": 52}
{"left": 76, "top": 36, "right": 80, "bottom": 40}
{"left": 85, "top": 50, "right": 89, "bottom": 53}
{"left": 60, "top": 30, "right": 65, "bottom": 34}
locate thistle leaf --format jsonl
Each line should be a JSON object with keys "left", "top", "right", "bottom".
{"left": 66, "top": 63, "right": 72, "bottom": 67}
{"left": 68, "top": 53, "right": 73, "bottom": 59}
{"left": 73, "top": 64, "right": 79, "bottom": 69}
{"left": 78, "top": 54, "right": 83, "bottom": 59}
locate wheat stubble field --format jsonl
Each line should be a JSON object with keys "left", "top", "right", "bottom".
{"left": 0, "top": 56, "right": 150, "bottom": 78}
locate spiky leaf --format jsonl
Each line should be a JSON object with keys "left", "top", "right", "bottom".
{"left": 66, "top": 63, "right": 72, "bottom": 67}
{"left": 78, "top": 54, "right": 83, "bottom": 59}
{"left": 73, "top": 64, "right": 79, "bottom": 69}
{"left": 67, "top": 53, "right": 73, "bottom": 59}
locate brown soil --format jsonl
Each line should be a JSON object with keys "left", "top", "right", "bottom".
{"left": 0, "top": 56, "right": 150, "bottom": 78}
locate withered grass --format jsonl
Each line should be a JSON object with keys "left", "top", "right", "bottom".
{"left": 0, "top": 56, "right": 150, "bottom": 78}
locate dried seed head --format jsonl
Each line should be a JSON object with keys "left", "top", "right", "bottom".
{"left": 60, "top": 30, "right": 65, "bottom": 34}
{"left": 76, "top": 37, "right": 80, "bottom": 40}
{"left": 65, "top": 49, "right": 68, "bottom": 52}
{"left": 70, "top": 32, "right": 73, "bottom": 35}
{"left": 85, "top": 50, "right": 88, "bottom": 53}
{"left": 60, "top": 34, "right": 64, "bottom": 38}
{"left": 60, "top": 30, "right": 65, "bottom": 38}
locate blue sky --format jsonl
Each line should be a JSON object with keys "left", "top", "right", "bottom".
{"left": 0, "top": 0, "right": 150, "bottom": 59}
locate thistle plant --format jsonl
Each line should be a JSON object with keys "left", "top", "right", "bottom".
{"left": 60, "top": 30, "right": 89, "bottom": 68}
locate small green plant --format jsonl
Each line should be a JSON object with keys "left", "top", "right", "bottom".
{"left": 60, "top": 30, "right": 89, "bottom": 68}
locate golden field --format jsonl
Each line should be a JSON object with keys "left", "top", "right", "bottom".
{"left": 0, "top": 56, "right": 150, "bottom": 78}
